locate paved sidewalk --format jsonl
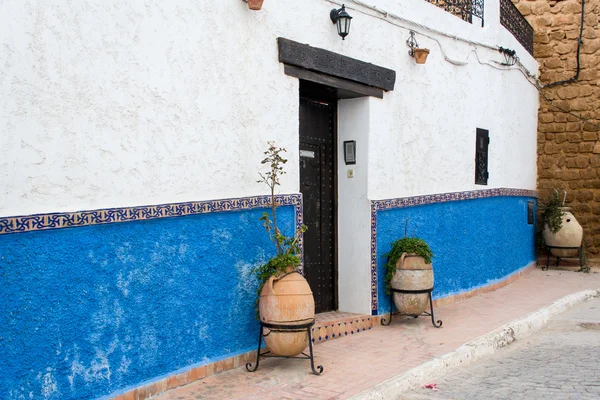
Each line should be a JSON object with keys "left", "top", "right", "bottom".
{"left": 154, "top": 268, "right": 600, "bottom": 400}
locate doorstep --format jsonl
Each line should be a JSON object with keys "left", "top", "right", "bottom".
{"left": 312, "top": 311, "right": 379, "bottom": 345}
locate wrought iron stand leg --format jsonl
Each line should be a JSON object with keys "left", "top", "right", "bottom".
{"left": 306, "top": 326, "right": 323, "bottom": 375}
{"left": 428, "top": 291, "right": 443, "bottom": 328}
{"left": 579, "top": 246, "right": 584, "bottom": 268}
{"left": 381, "top": 293, "right": 394, "bottom": 326}
{"left": 544, "top": 248, "right": 550, "bottom": 271}
{"left": 245, "top": 325, "right": 263, "bottom": 372}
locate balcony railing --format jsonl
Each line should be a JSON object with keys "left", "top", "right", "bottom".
{"left": 500, "top": 0, "right": 534, "bottom": 55}
{"left": 425, "top": 0, "right": 485, "bottom": 27}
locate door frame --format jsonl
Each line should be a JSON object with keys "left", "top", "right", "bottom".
{"left": 278, "top": 37, "right": 396, "bottom": 315}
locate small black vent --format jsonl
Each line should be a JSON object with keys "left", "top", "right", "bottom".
{"left": 475, "top": 128, "right": 489, "bottom": 185}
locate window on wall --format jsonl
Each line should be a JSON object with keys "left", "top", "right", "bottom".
{"left": 475, "top": 128, "right": 489, "bottom": 185}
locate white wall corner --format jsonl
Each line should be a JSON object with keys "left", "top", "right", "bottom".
{"left": 337, "top": 97, "right": 372, "bottom": 314}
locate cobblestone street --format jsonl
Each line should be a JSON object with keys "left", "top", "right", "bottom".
{"left": 402, "top": 297, "right": 600, "bottom": 400}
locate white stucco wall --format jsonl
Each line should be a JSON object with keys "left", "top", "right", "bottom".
{"left": 0, "top": 0, "right": 305, "bottom": 216}
{"left": 1, "top": 0, "right": 538, "bottom": 216}
{"left": 355, "top": 0, "right": 539, "bottom": 200}
{"left": 367, "top": 53, "right": 539, "bottom": 200}
{"left": 337, "top": 98, "right": 371, "bottom": 314}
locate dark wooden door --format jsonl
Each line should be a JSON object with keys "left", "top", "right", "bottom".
{"left": 299, "top": 96, "right": 336, "bottom": 313}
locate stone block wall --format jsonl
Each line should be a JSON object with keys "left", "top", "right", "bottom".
{"left": 514, "top": 0, "right": 600, "bottom": 259}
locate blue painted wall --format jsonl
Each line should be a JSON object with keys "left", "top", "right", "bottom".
{"left": 0, "top": 206, "right": 295, "bottom": 399}
{"left": 376, "top": 196, "right": 536, "bottom": 314}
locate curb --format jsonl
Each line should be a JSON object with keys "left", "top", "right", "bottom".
{"left": 350, "top": 288, "right": 600, "bottom": 400}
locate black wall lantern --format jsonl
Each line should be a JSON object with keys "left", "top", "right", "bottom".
{"left": 330, "top": 4, "right": 352, "bottom": 40}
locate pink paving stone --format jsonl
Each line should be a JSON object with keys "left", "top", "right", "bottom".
{"left": 150, "top": 268, "right": 600, "bottom": 400}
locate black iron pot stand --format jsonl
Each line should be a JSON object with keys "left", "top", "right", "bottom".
{"left": 381, "top": 287, "right": 442, "bottom": 328}
{"left": 543, "top": 245, "right": 583, "bottom": 271}
{"left": 245, "top": 319, "right": 323, "bottom": 375}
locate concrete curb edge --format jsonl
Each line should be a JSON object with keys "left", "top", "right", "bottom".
{"left": 350, "top": 288, "right": 600, "bottom": 400}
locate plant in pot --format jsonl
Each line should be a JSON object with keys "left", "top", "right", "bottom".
{"left": 540, "top": 190, "right": 583, "bottom": 259}
{"left": 413, "top": 48, "right": 430, "bottom": 64}
{"left": 252, "top": 142, "right": 312, "bottom": 357}
{"left": 384, "top": 236, "right": 434, "bottom": 316}
{"left": 246, "top": 0, "right": 264, "bottom": 10}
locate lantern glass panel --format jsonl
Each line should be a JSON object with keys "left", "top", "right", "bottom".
{"left": 338, "top": 17, "right": 351, "bottom": 38}
{"left": 342, "top": 17, "right": 351, "bottom": 35}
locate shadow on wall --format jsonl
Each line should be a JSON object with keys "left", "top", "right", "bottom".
{"left": 376, "top": 196, "right": 536, "bottom": 314}
{"left": 0, "top": 206, "right": 296, "bottom": 399}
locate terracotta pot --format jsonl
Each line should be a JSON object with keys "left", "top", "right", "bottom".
{"left": 543, "top": 207, "right": 583, "bottom": 257}
{"left": 247, "top": 0, "right": 264, "bottom": 10}
{"left": 391, "top": 253, "right": 433, "bottom": 316}
{"left": 413, "top": 48, "right": 430, "bottom": 64}
{"left": 259, "top": 268, "right": 315, "bottom": 356}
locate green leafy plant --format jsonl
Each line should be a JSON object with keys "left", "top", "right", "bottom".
{"left": 578, "top": 236, "right": 590, "bottom": 273}
{"left": 383, "top": 237, "right": 433, "bottom": 295}
{"left": 252, "top": 142, "right": 307, "bottom": 314}
{"left": 540, "top": 190, "right": 565, "bottom": 234}
{"left": 535, "top": 190, "right": 566, "bottom": 249}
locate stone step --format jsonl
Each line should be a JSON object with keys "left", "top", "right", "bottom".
{"left": 311, "top": 311, "right": 377, "bottom": 345}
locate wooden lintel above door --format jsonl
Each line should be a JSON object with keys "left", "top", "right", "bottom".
{"left": 284, "top": 65, "right": 383, "bottom": 99}
{"left": 277, "top": 37, "right": 396, "bottom": 92}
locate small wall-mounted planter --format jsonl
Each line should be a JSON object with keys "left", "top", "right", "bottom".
{"left": 246, "top": 0, "right": 264, "bottom": 10}
{"left": 413, "top": 48, "right": 430, "bottom": 64}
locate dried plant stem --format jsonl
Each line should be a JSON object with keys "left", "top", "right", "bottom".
{"left": 270, "top": 174, "right": 280, "bottom": 254}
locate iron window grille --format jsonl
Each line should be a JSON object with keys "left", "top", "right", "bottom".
{"left": 500, "top": 0, "right": 534, "bottom": 55}
{"left": 425, "top": 0, "right": 485, "bottom": 27}
{"left": 475, "top": 128, "right": 489, "bottom": 185}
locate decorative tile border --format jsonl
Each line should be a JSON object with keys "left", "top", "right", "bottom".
{"left": 370, "top": 204, "right": 378, "bottom": 315}
{"left": 371, "top": 188, "right": 537, "bottom": 212}
{"left": 369, "top": 188, "right": 538, "bottom": 315}
{"left": 0, "top": 194, "right": 303, "bottom": 237}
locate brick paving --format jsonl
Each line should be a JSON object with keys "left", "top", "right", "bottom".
{"left": 402, "top": 297, "right": 600, "bottom": 400}
{"left": 152, "top": 268, "right": 600, "bottom": 400}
